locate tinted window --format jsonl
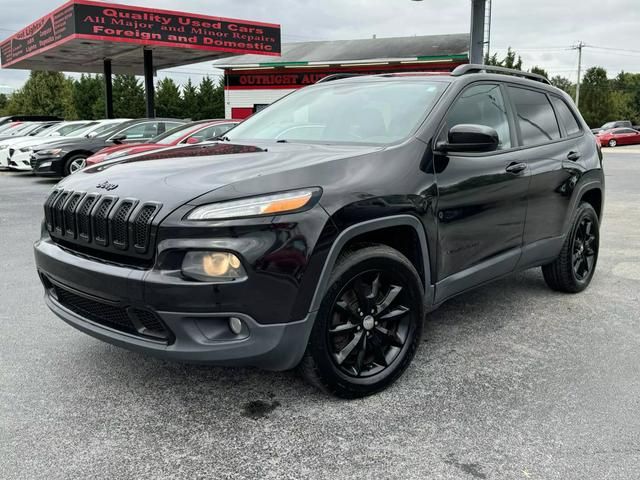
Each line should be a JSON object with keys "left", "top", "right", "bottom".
{"left": 508, "top": 87, "right": 560, "bottom": 146}
{"left": 619, "top": 128, "right": 637, "bottom": 134}
{"left": 550, "top": 97, "right": 581, "bottom": 137}
{"left": 117, "top": 122, "right": 159, "bottom": 140}
{"left": 444, "top": 83, "right": 512, "bottom": 149}
{"left": 190, "top": 123, "right": 236, "bottom": 141}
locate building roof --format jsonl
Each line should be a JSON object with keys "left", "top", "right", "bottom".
{"left": 211, "top": 33, "right": 469, "bottom": 68}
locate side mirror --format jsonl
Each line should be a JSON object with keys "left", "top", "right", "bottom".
{"left": 51, "top": 132, "right": 61, "bottom": 137}
{"left": 185, "top": 136, "right": 201, "bottom": 145}
{"left": 111, "top": 134, "right": 127, "bottom": 144}
{"left": 87, "top": 131, "right": 98, "bottom": 138}
{"left": 436, "top": 124, "right": 500, "bottom": 153}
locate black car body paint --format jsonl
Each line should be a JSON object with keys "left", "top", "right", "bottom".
{"left": 34, "top": 72, "right": 604, "bottom": 372}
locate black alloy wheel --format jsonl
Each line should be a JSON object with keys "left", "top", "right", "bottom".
{"left": 299, "top": 245, "right": 424, "bottom": 398}
{"left": 572, "top": 217, "right": 597, "bottom": 281}
{"left": 328, "top": 271, "right": 412, "bottom": 378}
{"left": 542, "top": 202, "right": 599, "bottom": 293}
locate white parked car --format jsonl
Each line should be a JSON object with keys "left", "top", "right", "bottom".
{"left": 2, "top": 119, "right": 128, "bottom": 171}
{"left": 0, "top": 121, "right": 91, "bottom": 170}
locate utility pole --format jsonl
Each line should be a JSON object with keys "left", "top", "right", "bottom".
{"left": 574, "top": 41, "right": 584, "bottom": 107}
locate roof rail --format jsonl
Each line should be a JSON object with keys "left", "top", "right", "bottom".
{"left": 451, "top": 64, "right": 552, "bottom": 85}
{"left": 315, "top": 73, "right": 363, "bottom": 84}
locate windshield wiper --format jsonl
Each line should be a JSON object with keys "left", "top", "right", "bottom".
{"left": 276, "top": 139, "right": 288, "bottom": 143}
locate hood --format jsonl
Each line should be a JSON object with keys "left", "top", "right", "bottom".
{"left": 0, "top": 135, "right": 34, "bottom": 147}
{"left": 32, "top": 136, "right": 96, "bottom": 151}
{"left": 6, "top": 136, "right": 71, "bottom": 149}
{"left": 96, "top": 142, "right": 149, "bottom": 156}
{"left": 57, "top": 141, "right": 382, "bottom": 211}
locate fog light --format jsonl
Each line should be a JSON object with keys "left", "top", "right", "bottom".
{"left": 229, "top": 317, "right": 243, "bottom": 335}
{"left": 182, "top": 251, "right": 246, "bottom": 282}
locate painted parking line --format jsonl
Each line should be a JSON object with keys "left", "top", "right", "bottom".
{"left": 602, "top": 148, "right": 640, "bottom": 154}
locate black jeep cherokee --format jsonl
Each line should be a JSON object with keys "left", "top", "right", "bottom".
{"left": 34, "top": 65, "right": 604, "bottom": 398}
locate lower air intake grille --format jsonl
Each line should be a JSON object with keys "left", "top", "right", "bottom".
{"left": 53, "top": 285, "right": 171, "bottom": 341}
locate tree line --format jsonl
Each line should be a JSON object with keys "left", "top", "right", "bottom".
{"left": 486, "top": 48, "right": 640, "bottom": 128}
{"left": 0, "top": 71, "right": 225, "bottom": 120}
{"left": 2, "top": 50, "right": 640, "bottom": 127}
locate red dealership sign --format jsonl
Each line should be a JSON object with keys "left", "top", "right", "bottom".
{"left": 1, "top": 0, "right": 281, "bottom": 68}
{"left": 226, "top": 64, "right": 464, "bottom": 90}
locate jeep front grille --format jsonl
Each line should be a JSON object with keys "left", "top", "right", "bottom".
{"left": 44, "top": 189, "right": 161, "bottom": 265}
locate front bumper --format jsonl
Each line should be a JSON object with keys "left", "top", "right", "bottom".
{"left": 34, "top": 229, "right": 321, "bottom": 370}
{"left": 8, "top": 151, "right": 32, "bottom": 171}
{"left": 31, "top": 154, "right": 64, "bottom": 176}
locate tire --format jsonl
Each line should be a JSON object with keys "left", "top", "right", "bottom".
{"left": 542, "top": 202, "right": 599, "bottom": 293}
{"left": 299, "top": 245, "right": 425, "bottom": 398}
{"left": 608, "top": 139, "right": 617, "bottom": 147}
{"left": 64, "top": 154, "right": 87, "bottom": 176}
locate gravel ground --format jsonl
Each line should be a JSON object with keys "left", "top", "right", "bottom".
{"left": 1, "top": 150, "right": 639, "bottom": 480}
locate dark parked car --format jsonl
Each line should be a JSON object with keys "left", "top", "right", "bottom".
{"left": 30, "top": 118, "right": 185, "bottom": 176}
{"left": 34, "top": 65, "right": 604, "bottom": 397}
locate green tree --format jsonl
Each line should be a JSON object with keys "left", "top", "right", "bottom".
{"left": 612, "top": 71, "right": 640, "bottom": 123}
{"left": 4, "top": 71, "right": 76, "bottom": 118}
{"left": 112, "top": 74, "right": 145, "bottom": 118}
{"left": 485, "top": 47, "right": 522, "bottom": 70}
{"left": 0, "top": 93, "right": 7, "bottom": 114}
{"left": 73, "top": 74, "right": 103, "bottom": 120}
{"left": 155, "top": 77, "right": 183, "bottom": 118}
{"left": 579, "top": 67, "right": 612, "bottom": 127}
{"left": 530, "top": 66, "right": 549, "bottom": 79}
{"left": 182, "top": 78, "right": 199, "bottom": 120}
{"left": 196, "top": 76, "right": 225, "bottom": 120}
{"left": 550, "top": 75, "right": 575, "bottom": 98}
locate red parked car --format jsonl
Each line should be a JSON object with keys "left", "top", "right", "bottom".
{"left": 596, "top": 127, "right": 640, "bottom": 147}
{"left": 86, "top": 119, "right": 239, "bottom": 166}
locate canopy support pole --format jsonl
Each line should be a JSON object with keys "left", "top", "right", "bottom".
{"left": 103, "top": 59, "right": 114, "bottom": 119}
{"left": 143, "top": 48, "right": 155, "bottom": 118}
{"left": 469, "top": 0, "right": 486, "bottom": 64}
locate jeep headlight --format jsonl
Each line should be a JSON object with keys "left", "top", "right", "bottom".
{"left": 182, "top": 251, "right": 246, "bottom": 282}
{"left": 38, "top": 148, "right": 62, "bottom": 156}
{"left": 186, "top": 188, "right": 320, "bottom": 220}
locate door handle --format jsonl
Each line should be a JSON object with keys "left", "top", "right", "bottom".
{"left": 567, "top": 151, "right": 581, "bottom": 161}
{"left": 505, "top": 162, "right": 527, "bottom": 174}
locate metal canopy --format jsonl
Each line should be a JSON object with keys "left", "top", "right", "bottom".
{"left": 1, "top": 0, "right": 281, "bottom": 74}
{"left": 1, "top": 0, "right": 281, "bottom": 117}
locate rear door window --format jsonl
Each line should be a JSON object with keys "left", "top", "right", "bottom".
{"left": 550, "top": 97, "right": 582, "bottom": 137}
{"left": 508, "top": 87, "right": 560, "bottom": 146}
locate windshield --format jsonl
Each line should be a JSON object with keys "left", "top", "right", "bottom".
{"left": 601, "top": 122, "right": 616, "bottom": 129}
{"left": 8, "top": 123, "right": 38, "bottom": 136}
{"left": 153, "top": 123, "right": 203, "bottom": 145}
{"left": 227, "top": 80, "right": 447, "bottom": 145}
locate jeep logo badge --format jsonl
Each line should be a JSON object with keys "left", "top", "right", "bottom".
{"left": 96, "top": 181, "right": 118, "bottom": 191}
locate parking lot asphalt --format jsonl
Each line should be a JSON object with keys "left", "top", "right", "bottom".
{"left": 1, "top": 150, "right": 639, "bottom": 480}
